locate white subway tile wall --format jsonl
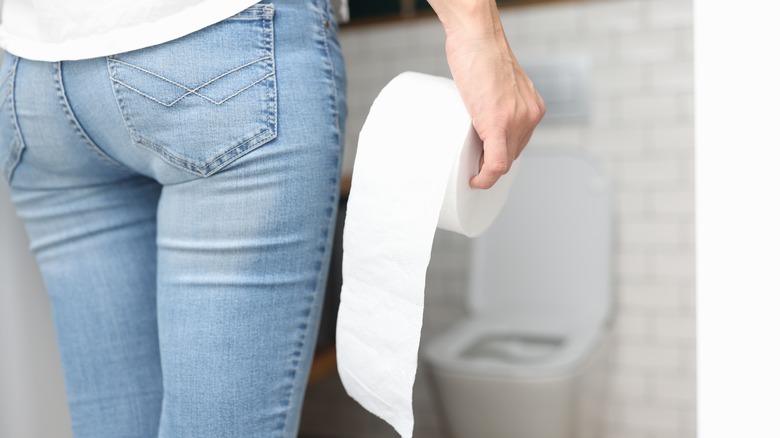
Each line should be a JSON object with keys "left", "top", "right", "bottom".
{"left": 300, "top": 0, "right": 695, "bottom": 437}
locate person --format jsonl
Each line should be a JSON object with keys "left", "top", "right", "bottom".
{"left": 0, "top": 0, "right": 544, "bottom": 436}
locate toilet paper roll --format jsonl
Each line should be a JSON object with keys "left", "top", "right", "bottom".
{"left": 336, "top": 71, "right": 518, "bottom": 438}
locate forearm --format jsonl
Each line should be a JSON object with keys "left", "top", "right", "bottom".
{"left": 427, "top": 0, "right": 504, "bottom": 41}
{"left": 426, "top": 0, "right": 546, "bottom": 189}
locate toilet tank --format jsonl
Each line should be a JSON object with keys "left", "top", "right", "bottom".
{"left": 468, "top": 151, "right": 613, "bottom": 326}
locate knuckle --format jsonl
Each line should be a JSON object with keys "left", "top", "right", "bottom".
{"left": 526, "top": 105, "right": 544, "bottom": 124}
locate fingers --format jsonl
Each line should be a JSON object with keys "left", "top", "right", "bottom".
{"left": 470, "top": 92, "right": 544, "bottom": 190}
{"left": 471, "top": 127, "right": 530, "bottom": 190}
{"left": 470, "top": 131, "right": 509, "bottom": 190}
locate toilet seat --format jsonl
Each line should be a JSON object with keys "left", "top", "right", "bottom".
{"left": 424, "top": 311, "right": 606, "bottom": 380}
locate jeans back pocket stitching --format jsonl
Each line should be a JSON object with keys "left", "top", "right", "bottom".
{"left": 107, "top": 55, "right": 273, "bottom": 106}
{"left": 217, "top": 71, "right": 274, "bottom": 105}
{"left": 131, "top": 123, "right": 276, "bottom": 176}
{"left": 109, "top": 76, "right": 277, "bottom": 176}
{"left": 109, "top": 69, "right": 275, "bottom": 107}
{"left": 110, "top": 68, "right": 277, "bottom": 173}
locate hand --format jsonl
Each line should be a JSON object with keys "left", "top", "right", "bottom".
{"left": 428, "top": 0, "right": 546, "bottom": 189}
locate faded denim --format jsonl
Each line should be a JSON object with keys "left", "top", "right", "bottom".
{"left": 0, "top": 0, "right": 346, "bottom": 436}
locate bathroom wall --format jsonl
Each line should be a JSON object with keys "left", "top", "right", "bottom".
{"left": 301, "top": 0, "right": 695, "bottom": 437}
{"left": 0, "top": 185, "right": 73, "bottom": 438}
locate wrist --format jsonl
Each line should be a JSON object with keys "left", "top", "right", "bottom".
{"left": 428, "top": 0, "right": 503, "bottom": 41}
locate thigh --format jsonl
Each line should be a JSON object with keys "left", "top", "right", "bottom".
{"left": 1, "top": 50, "right": 166, "bottom": 437}
{"left": 153, "top": 1, "right": 346, "bottom": 437}
{"left": 12, "top": 177, "right": 164, "bottom": 438}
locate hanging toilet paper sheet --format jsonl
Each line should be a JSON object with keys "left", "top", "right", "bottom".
{"left": 336, "top": 72, "right": 518, "bottom": 437}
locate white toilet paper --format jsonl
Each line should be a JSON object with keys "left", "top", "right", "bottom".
{"left": 336, "top": 72, "right": 518, "bottom": 437}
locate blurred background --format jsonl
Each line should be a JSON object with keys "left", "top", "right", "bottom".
{"left": 306, "top": 0, "right": 695, "bottom": 437}
{"left": 0, "top": 0, "right": 694, "bottom": 437}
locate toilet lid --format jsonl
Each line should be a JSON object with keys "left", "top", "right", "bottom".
{"left": 468, "top": 151, "right": 613, "bottom": 325}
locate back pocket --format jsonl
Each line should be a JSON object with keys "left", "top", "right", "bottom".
{"left": 107, "top": 3, "right": 277, "bottom": 177}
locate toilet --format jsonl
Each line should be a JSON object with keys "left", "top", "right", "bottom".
{"left": 424, "top": 151, "right": 615, "bottom": 438}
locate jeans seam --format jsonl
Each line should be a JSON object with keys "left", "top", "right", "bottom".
{"left": 278, "top": 167, "right": 341, "bottom": 438}
{"left": 266, "top": 6, "right": 278, "bottom": 151}
{"left": 52, "top": 61, "right": 135, "bottom": 173}
{"left": 2, "top": 55, "right": 23, "bottom": 185}
{"left": 321, "top": 6, "right": 340, "bottom": 133}
{"left": 104, "top": 55, "right": 144, "bottom": 173}
{"left": 279, "top": 5, "right": 342, "bottom": 436}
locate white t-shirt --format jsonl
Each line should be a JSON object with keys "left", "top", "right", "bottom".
{"left": 0, "top": 0, "right": 349, "bottom": 62}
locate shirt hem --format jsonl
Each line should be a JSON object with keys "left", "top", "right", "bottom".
{"left": 0, "top": 0, "right": 263, "bottom": 61}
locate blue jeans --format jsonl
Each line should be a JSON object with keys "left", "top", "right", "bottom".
{"left": 0, "top": 0, "right": 346, "bottom": 436}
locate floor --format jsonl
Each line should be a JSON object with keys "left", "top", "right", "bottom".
{"left": 299, "top": 363, "right": 447, "bottom": 438}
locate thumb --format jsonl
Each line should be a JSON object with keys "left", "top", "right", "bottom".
{"left": 470, "top": 131, "right": 509, "bottom": 190}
